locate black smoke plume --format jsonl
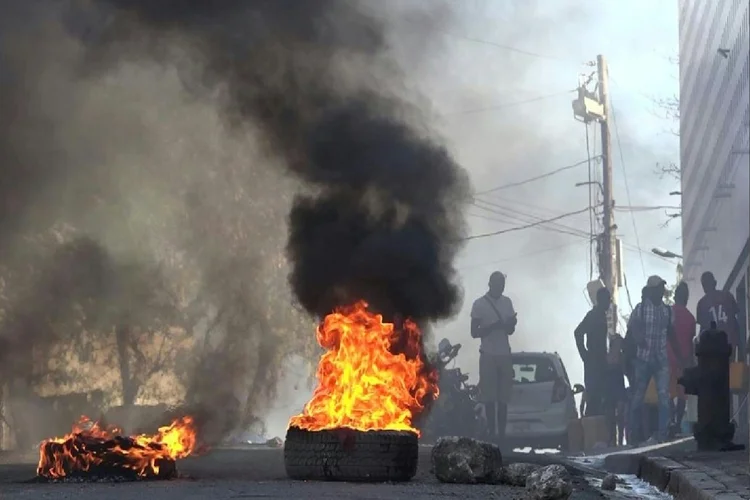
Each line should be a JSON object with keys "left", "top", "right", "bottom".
{"left": 84, "top": 0, "right": 471, "bottom": 322}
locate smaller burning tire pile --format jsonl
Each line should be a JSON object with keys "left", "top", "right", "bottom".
{"left": 36, "top": 416, "right": 197, "bottom": 482}
{"left": 284, "top": 302, "right": 437, "bottom": 483}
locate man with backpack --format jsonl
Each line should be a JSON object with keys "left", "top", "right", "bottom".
{"left": 471, "top": 271, "right": 517, "bottom": 445}
{"left": 627, "top": 275, "right": 688, "bottom": 444}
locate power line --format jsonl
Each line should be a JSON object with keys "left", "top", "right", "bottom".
{"left": 468, "top": 197, "right": 665, "bottom": 264}
{"left": 432, "top": 30, "right": 574, "bottom": 62}
{"left": 474, "top": 158, "right": 598, "bottom": 195}
{"left": 471, "top": 199, "right": 592, "bottom": 239}
{"left": 467, "top": 201, "right": 676, "bottom": 266}
{"left": 471, "top": 198, "right": 596, "bottom": 241}
{"left": 615, "top": 205, "right": 682, "bottom": 211}
{"left": 478, "top": 192, "right": 584, "bottom": 216}
{"left": 464, "top": 207, "right": 591, "bottom": 241}
{"left": 609, "top": 98, "right": 646, "bottom": 279}
{"left": 443, "top": 90, "right": 575, "bottom": 116}
{"left": 369, "top": 10, "right": 578, "bottom": 64}
{"left": 468, "top": 206, "right": 590, "bottom": 240}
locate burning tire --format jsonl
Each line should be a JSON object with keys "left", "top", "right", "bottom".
{"left": 36, "top": 416, "right": 197, "bottom": 482}
{"left": 283, "top": 426, "right": 418, "bottom": 482}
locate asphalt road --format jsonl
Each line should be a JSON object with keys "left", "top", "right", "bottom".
{"left": 0, "top": 448, "right": 612, "bottom": 500}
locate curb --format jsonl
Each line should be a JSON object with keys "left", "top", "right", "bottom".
{"left": 637, "top": 455, "right": 745, "bottom": 500}
{"left": 602, "top": 452, "right": 639, "bottom": 474}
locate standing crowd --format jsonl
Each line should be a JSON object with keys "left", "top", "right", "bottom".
{"left": 575, "top": 271, "right": 742, "bottom": 446}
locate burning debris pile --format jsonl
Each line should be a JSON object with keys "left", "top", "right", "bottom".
{"left": 37, "top": 416, "right": 197, "bottom": 482}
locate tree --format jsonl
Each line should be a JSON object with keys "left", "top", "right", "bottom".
{"left": 0, "top": 4, "right": 327, "bottom": 447}
{"left": 652, "top": 55, "right": 682, "bottom": 227}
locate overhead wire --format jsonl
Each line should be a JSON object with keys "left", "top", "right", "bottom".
{"left": 474, "top": 158, "right": 597, "bottom": 195}
{"left": 467, "top": 209, "right": 590, "bottom": 240}
{"left": 478, "top": 192, "right": 599, "bottom": 219}
{"left": 368, "top": 9, "right": 581, "bottom": 64}
{"left": 443, "top": 90, "right": 575, "bottom": 116}
{"left": 615, "top": 205, "right": 682, "bottom": 211}
{"left": 470, "top": 199, "right": 592, "bottom": 239}
{"left": 464, "top": 207, "right": 592, "bottom": 241}
{"left": 609, "top": 97, "right": 647, "bottom": 279}
{"left": 440, "top": 31, "right": 572, "bottom": 61}
{"left": 468, "top": 199, "right": 674, "bottom": 266}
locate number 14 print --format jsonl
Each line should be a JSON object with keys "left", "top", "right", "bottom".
{"left": 710, "top": 305, "right": 729, "bottom": 324}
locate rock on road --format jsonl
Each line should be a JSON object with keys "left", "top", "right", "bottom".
{"left": 0, "top": 447, "right": 613, "bottom": 500}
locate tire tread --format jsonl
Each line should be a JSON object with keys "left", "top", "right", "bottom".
{"left": 283, "top": 427, "right": 418, "bottom": 482}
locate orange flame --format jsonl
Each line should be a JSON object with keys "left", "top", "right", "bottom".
{"left": 37, "top": 415, "right": 197, "bottom": 479}
{"left": 288, "top": 301, "right": 438, "bottom": 435}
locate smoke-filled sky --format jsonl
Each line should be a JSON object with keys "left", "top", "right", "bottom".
{"left": 0, "top": 0, "right": 681, "bottom": 438}
{"left": 265, "top": 0, "right": 683, "bottom": 433}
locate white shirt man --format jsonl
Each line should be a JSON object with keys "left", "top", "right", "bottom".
{"left": 470, "top": 271, "right": 517, "bottom": 443}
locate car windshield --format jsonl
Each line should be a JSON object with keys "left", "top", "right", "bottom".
{"left": 511, "top": 356, "right": 558, "bottom": 384}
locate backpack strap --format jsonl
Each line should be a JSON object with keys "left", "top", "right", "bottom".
{"left": 484, "top": 294, "right": 504, "bottom": 322}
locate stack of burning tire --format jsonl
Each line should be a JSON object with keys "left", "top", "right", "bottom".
{"left": 284, "top": 301, "right": 437, "bottom": 482}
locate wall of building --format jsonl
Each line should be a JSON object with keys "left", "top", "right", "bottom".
{"left": 679, "top": 0, "right": 749, "bottom": 304}
{"left": 678, "top": 0, "right": 750, "bottom": 430}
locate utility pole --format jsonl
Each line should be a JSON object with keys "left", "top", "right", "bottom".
{"left": 597, "top": 55, "right": 618, "bottom": 334}
{"left": 572, "top": 55, "right": 619, "bottom": 333}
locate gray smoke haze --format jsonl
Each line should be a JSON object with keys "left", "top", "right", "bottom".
{"left": 0, "top": 0, "right": 679, "bottom": 445}
{"left": 0, "top": 0, "right": 471, "bottom": 444}
{"left": 81, "top": 0, "right": 470, "bottom": 323}
{"left": 0, "top": 1, "right": 311, "bottom": 443}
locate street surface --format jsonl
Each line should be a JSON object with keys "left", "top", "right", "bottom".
{"left": 0, "top": 447, "right": 615, "bottom": 499}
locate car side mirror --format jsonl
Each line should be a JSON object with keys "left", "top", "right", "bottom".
{"left": 572, "top": 384, "right": 585, "bottom": 395}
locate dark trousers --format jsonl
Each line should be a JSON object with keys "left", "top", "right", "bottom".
{"left": 604, "top": 366, "right": 626, "bottom": 446}
{"left": 584, "top": 364, "right": 606, "bottom": 417}
{"left": 485, "top": 401, "right": 508, "bottom": 444}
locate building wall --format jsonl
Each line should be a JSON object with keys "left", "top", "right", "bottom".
{"left": 679, "top": 0, "right": 750, "bottom": 307}
{"left": 679, "top": 0, "right": 750, "bottom": 430}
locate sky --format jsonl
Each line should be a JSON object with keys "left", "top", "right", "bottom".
{"left": 261, "top": 0, "right": 684, "bottom": 435}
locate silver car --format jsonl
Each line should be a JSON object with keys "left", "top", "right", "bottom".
{"left": 505, "top": 351, "right": 582, "bottom": 451}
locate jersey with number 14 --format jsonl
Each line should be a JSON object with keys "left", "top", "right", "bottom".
{"left": 696, "top": 290, "right": 739, "bottom": 346}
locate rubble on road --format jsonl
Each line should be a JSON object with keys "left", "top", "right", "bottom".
{"left": 526, "top": 464, "right": 573, "bottom": 500}
{"left": 431, "top": 436, "right": 503, "bottom": 484}
{"left": 265, "top": 437, "right": 283, "bottom": 448}
{"left": 500, "top": 462, "right": 541, "bottom": 486}
{"left": 600, "top": 473, "right": 617, "bottom": 491}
